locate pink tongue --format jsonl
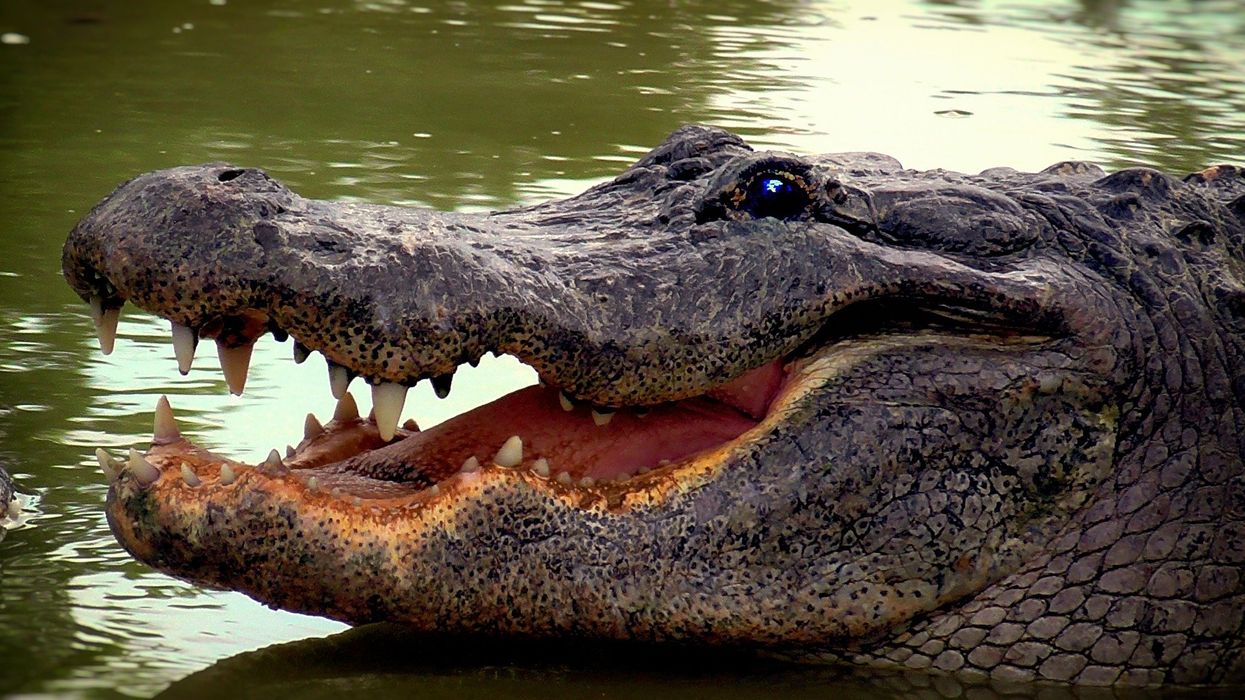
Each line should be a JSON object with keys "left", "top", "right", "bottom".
{"left": 391, "top": 384, "right": 761, "bottom": 481}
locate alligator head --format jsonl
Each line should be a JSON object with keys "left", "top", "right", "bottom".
{"left": 63, "top": 126, "right": 1245, "bottom": 686}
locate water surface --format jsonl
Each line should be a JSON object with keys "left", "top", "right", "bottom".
{"left": 1, "top": 0, "right": 1243, "bottom": 697}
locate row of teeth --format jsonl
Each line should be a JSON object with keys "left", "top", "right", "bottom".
{"left": 94, "top": 396, "right": 671, "bottom": 495}
{"left": 88, "top": 299, "right": 641, "bottom": 442}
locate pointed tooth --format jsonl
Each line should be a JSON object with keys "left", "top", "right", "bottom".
{"left": 532, "top": 458, "right": 550, "bottom": 478}
{"left": 556, "top": 471, "right": 572, "bottom": 485}
{"left": 219, "top": 464, "right": 236, "bottom": 485}
{"left": 371, "top": 382, "right": 408, "bottom": 441}
{"left": 460, "top": 456, "right": 480, "bottom": 473}
{"left": 493, "top": 435, "right": 522, "bottom": 468}
{"left": 127, "top": 448, "right": 160, "bottom": 486}
{"left": 303, "top": 413, "right": 324, "bottom": 441}
{"left": 330, "top": 487, "right": 342, "bottom": 497}
{"left": 180, "top": 463, "right": 201, "bottom": 487}
{"left": 333, "top": 392, "right": 360, "bottom": 422}
{"left": 292, "top": 341, "right": 310, "bottom": 364}
{"left": 285, "top": 444, "right": 295, "bottom": 458}
{"left": 91, "top": 298, "right": 122, "bottom": 355}
{"left": 170, "top": 323, "right": 198, "bottom": 375}
{"left": 431, "top": 372, "right": 454, "bottom": 399}
{"left": 88, "top": 295, "right": 104, "bottom": 325}
{"left": 591, "top": 408, "right": 614, "bottom": 426}
{"left": 352, "top": 496, "right": 362, "bottom": 507}
{"left": 328, "top": 362, "right": 352, "bottom": 400}
{"left": 579, "top": 476, "right": 596, "bottom": 487}
{"left": 429, "top": 484, "right": 441, "bottom": 495}
{"left": 216, "top": 341, "right": 254, "bottom": 395}
{"left": 153, "top": 395, "right": 180, "bottom": 442}
{"left": 558, "top": 391, "right": 575, "bottom": 412}
{"left": 307, "top": 476, "right": 319, "bottom": 492}
{"left": 7, "top": 499, "right": 20, "bottom": 519}
{"left": 263, "top": 449, "right": 283, "bottom": 470}
{"left": 402, "top": 418, "right": 419, "bottom": 432}
{"left": 95, "top": 448, "right": 119, "bottom": 481}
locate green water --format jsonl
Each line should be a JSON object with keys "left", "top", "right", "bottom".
{"left": 0, "top": 0, "right": 1242, "bottom": 697}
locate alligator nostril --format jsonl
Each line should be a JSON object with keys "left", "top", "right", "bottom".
{"left": 217, "top": 169, "right": 245, "bottom": 183}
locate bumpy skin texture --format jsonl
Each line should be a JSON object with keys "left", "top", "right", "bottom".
{"left": 62, "top": 126, "right": 1245, "bottom": 686}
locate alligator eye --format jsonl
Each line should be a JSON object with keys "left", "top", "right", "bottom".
{"left": 742, "top": 172, "right": 808, "bottom": 219}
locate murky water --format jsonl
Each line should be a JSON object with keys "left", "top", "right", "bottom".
{"left": 0, "top": 0, "right": 1242, "bottom": 697}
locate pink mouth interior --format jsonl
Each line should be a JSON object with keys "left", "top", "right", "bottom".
{"left": 328, "top": 359, "right": 787, "bottom": 485}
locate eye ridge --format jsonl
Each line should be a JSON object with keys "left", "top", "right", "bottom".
{"left": 741, "top": 169, "right": 811, "bottom": 220}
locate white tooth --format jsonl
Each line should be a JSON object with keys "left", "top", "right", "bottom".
{"left": 370, "top": 382, "right": 408, "bottom": 441}
{"left": 493, "top": 435, "right": 522, "bottom": 467}
{"left": 127, "top": 448, "right": 160, "bottom": 486}
{"left": 219, "top": 464, "right": 236, "bottom": 485}
{"left": 88, "top": 295, "right": 104, "bottom": 326}
{"left": 216, "top": 341, "right": 254, "bottom": 396}
{"left": 171, "top": 322, "right": 197, "bottom": 375}
{"left": 328, "top": 363, "right": 351, "bottom": 400}
{"left": 304, "top": 413, "right": 324, "bottom": 440}
{"left": 95, "top": 448, "right": 119, "bottom": 481}
{"left": 153, "top": 395, "right": 180, "bottom": 442}
{"left": 180, "top": 463, "right": 201, "bottom": 487}
{"left": 460, "top": 456, "right": 481, "bottom": 473}
{"left": 429, "top": 484, "right": 441, "bottom": 495}
{"left": 6, "top": 499, "right": 19, "bottom": 519}
{"left": 591, "top": 409, "right": 614, "bottom": 427}
{"left": 657, "top": 459, "right": 671, "bottom": 467}
{"left": 532, "top": 458, "right": 550, "bottom": 477}
{"left": 330, "top": 487, "right": 342, "bottom": 497}
{"left": 579, "top": 476, "right": 596, "bottom": 487}
{"left": 556, "top": 471, "right": 572, "bottom": 485}
{"left": 285, "top": 445, "right": 296, "bottom": 458}
{"left": 307, "top": 476, "right": 319, "bottom": 492}
{"left": 333, "top": 392, "right": 360, "bottom": 422}
{"left": 637, "top": 465, "right": 652, "bottom": 474}
{"left": 351, "top": 496, "right": 362, "bottom": 507}
{"left": 264, "top": 449, "right": 283, "bottom": 470}
{"left": 91, "top": 299, "right": 121, "bottom": 355}
{"left": 559, "top": 392, "right": 574, "bottom": 412}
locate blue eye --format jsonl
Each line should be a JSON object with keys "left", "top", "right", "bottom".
{"left": 762, "top": 178, "right": 790, "bottom": 195}
{"left": 744, "top": 172, "right": 807, "bottom": 219}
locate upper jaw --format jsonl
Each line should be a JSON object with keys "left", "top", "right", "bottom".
{"left": 61, "top": 162, "right": 847, "bottom": 419}
{"left": 60, "top": 162, "right": 1068, "bottom": 410}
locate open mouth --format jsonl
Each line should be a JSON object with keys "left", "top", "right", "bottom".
{"left": 94, "top": 296, "right": 1045, "bottom": 512}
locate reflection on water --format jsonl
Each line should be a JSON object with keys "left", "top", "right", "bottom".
{"left": 0, "top": 0, "right": 1242, "bottom": 696}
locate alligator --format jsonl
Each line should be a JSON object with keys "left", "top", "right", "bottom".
{"left": 62, "top": 125, "right": 1245, "bottom": 687}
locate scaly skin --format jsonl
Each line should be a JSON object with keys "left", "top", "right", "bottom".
{"left": 62, "top": 126, "right": 1245, "bottom": 686}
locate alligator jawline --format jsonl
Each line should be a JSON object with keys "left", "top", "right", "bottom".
{"left": 110, "top": 298, "right": 1048, "bottom": 512}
